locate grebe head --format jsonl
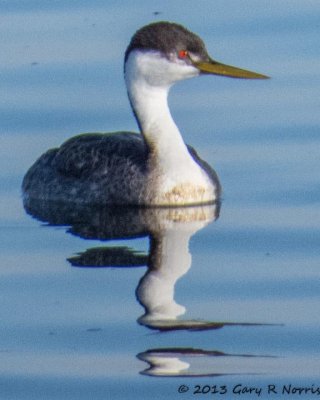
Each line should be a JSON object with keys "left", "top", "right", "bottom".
{"left": 124, "top": 21, "right": 269, "bottom": 89}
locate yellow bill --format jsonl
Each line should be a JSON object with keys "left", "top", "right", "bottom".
{"left": 192, "top": 57, "right": 269, "bottom": 79}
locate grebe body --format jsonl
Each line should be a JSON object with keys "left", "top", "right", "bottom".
{"left": 22, "top": 22, "right": 268, "bottom": 206}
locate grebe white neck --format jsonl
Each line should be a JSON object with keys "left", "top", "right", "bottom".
{"left": 124, "top": 50, "right": 216, "bottom": 205}
{"left": 124, "top": 50, "right": 199, "bottom": 164}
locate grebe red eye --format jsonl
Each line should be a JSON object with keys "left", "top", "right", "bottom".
{"left": 178, "top": 50, "right": 188, "bottom": 59}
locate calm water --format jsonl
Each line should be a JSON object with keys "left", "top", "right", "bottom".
{"left": 1, "top": 1, "right": 320, "bottom": 399}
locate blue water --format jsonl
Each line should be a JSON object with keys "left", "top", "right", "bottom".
{"left": 1, "top": 1, "right": 320, "bottom": 399}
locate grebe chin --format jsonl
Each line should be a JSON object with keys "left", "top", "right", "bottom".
{"left": 22, "top": 21, "right": 268, "bottom": 206}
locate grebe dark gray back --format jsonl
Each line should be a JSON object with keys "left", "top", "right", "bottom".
{"left": 22, "top": 21, "right": 269, "bottom": 206}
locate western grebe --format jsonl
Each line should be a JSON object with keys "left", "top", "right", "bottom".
{"left": 22, "top": 21, "right": 268, "bottom": 206}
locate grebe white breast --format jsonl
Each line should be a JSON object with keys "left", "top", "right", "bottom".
{"left": 22, "top": 21, "right": 268, "bottom": 206}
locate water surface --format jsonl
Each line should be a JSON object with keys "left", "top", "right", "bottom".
{"left": 1, "top": 1, "right": 320, "bottom": 399}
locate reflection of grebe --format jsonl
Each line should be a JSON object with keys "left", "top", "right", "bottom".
{"left": 136, "top": 209, "right": 213, "bottom": 325}
{"left": 23, "top": 199, "right": 269, "bottom": 333}
{"left": 22, "top": 199, "right": 280, "bottom": 378}
{"left": 22, "top": 21, "right": 268, "bottom": 206}
{"left": 138, "top": 348, "right": 277, "bottom": 377}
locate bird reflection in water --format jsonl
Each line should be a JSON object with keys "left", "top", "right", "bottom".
{"left": 23, "top": 198, "right": 275, "bottom": 377}
{"left": 24, "top": 197, "right": 222, "bottom": 329}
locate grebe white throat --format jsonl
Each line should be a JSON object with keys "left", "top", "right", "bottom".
{"left": 125, "top": 50, "right": 215, "bottom": 203}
